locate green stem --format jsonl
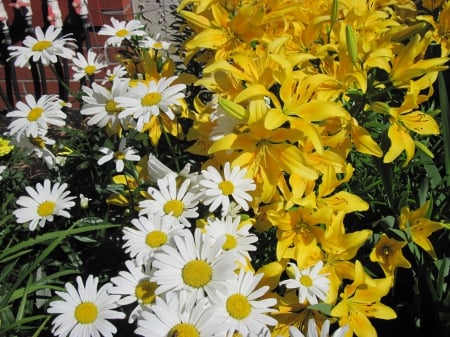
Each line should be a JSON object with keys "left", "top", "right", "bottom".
{"left": 158, "top": 114, "right": 181, "bottom": 172}
{"left": 49, "top": 64, "right": 80, "bottom": 101}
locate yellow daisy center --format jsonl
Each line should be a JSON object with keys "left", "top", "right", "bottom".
{"left": 37, "top": 201, "right": 56, "bottom": 217}
{"left": 168, "top": 323, "right": 200, "bottom": 337}
{"left": 114, "top": 151, "right": 126, "bottom": 160}
{"left": 141, "top": 92, "right": 162, "bottom": 107}
{"left": 115, "top": 29, "right": 129, "bottom": 37}
{"left": 135, "top": 279, "right": 158, "bottom": 305}
{"left": 145, "top": 230, "right": 167, "bottom": 248}
{"left": 219, "top": 180, "right": 235, "bottom": 195}
{"left": 182, "top": 259, "right": 212, "bottom": 288}
{"left": 300, "top": 275, "right": 313, "bottom": 287}
{"left": 27, "top": 107, "right": 44, "bottom": 121}
{"left": 226, "top": 293, "right": 251, "bottom": 320}
{"left": 84, "top": 65, "right": 97, "bottom": 76}
{"left": 153, "top": 42, "right": 163, "bottom": 49}
{"left": 163, "top": 199, "right": 184, "bottom": 217}
{"left": 105, "top": 100, "right": 122, "bottom": 115}
{"left": 32, "top": 40, "right": 52, "bottom": 51}
{"left": 222, "top": 234, "right": 237, "bottom": 250}
{"left": 74, "top": 302, "right": 98, "bottom": 324}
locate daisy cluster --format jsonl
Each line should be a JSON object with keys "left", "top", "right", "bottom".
{"left": 1, "top": 1, "right": 449, "bottom": 337}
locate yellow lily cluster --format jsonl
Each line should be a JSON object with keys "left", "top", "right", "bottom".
{"left": 170, "top": 0, "right": 449, "bottom": 336}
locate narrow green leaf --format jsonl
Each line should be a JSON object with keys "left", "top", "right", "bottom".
{"left": 0, "top": 249, "right": 34, "bottom": 264}
{"left": 31, "top": 315, "right": 51, "bottom": 337}
{"left": 435, "top": 258, "right": 450, "bottom": 300}
{"left": 418, "top": 177, "right": 429, "bottom": 206}
{"left": 16, "top": 274, "right": 33, "bottom": 321}
{"left": 376, "top": 158, "right": 394, "bottom": 208}
{"left": 438, "top": 72, "right": 450, "bottom": 185}
{"left": 0, "top": 315, "right": 48, "bottom": 333}
{"left": 0, "top": 222, "right": 118, "bottom": 261}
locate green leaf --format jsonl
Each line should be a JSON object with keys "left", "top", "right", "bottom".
{"left": 308, "top": 303, "right": 332, "bottom": 315}
{"left": 435, "top": 258, "right": 450, "bottom": 300}
{"left": 376, "top": 159, "right": 394, "bottom": 208}
{"left": 0, "top": 222, "right": 119, "bottom": 262}
{"left": 31, "top": 316, "right": 51, "bottom": 337}
{"left": 438, "top": 72, "right": 450, "bottom": 185}
{"left": 0, "top": 315, "right": 48, "bottom": 333}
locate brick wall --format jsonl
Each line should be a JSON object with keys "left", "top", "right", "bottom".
{"left": 0, "top": 0, "right": 134, "bottom": 112}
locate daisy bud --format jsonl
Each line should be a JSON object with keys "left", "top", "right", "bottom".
{"left": 79, "top": 194, "right": 91, "bottom": 209}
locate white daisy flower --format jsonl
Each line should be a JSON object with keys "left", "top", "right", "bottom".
{"left": 147, "top": 153, "right": 199, "bottom": 187}
{"left": 47, "top": 275, "right": 125, "bottom": 337}
{"left": 116, "top": 76, "right": 186, "bottom": 131}
{"left": 7, "top": 94, "right": 67, "bottom": 140}
{"left": 135, "top": 291, "right": 224, "bottom": 337}
{"left": 147, "top": 152, "right": 176, "bottom": 182}
{"left": 279, "top": 261, "right": 330, "bottom": 305}
{"left": 109, "top": 259, "right": 158, "bottom": 323}
{"left": 140, "top": 34, "right": 171, "bottom": 50}
{"left": 8, "top": 25, "right": 75, "bottom": 67}
{"left": 151, "top": 228, "right": 238, "bottom": 303}
{"left": 205, "top": 215, "right": 258, "bottom": 265}
{"left": 72, "top": 49, "right": 107, "bottom": 81}
{"left": 288, "top": 319, "right": 349, "bottom": 337}
{"left": 13, "top": 179, "right": 76, "bottom": 231}
{"left": 199, "top": 162, "right": 256, "bottom": 216}
{"left": 99, "top": 17, "right": 145, "bottom": 47}
{"left": 102, "top": 65, "right": 128, "bottom": 84}
{"left": 97, "top": 138, "right": 140, "bottom": 172}
{"left": 80, "top": 78, "right": 130, "bottom": 130}
{"left": 10, "top": 134, "right": 57, "bottom": 169}
{"left": 139, "top": 174, "right": 199, "bottom": 227}
{"left": 122, "top": 212, "right": 185, "bottom": 266}
{"left": 208, "top": 268, "right": 278, "bottom": 337}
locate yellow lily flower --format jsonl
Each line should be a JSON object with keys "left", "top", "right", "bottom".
{"left": 350, "top": 118, "right": 383, "bottom": 158}
{"left": 421, "top": 0, "right": 445, "bottom": 12}
{"left": 331, "top": 261, "right": 397, "bottom": 337}
{"left": 257, "top": 260, "right": 288, "bottom": 291}
{"left": 398, "top": 201, "right": 445, "bottom": 259}
{"left": 319, "top": 212, "right": 372, "bottom": 303}
{"left": 267, "top": 207, "right": 328, "bottom": 265}
{"left": 186, "top": 96, "right": 216, "bottom": 156}
{"left": 382, "top": 86, "right": 440, "bottom": 165}
{"left": 389, "top": 33, "right": 449, "bottom": 89}
{"left": 181, "top": 2, "right": 265, "bottom": 61}
{"left": 369, "top": 233, "right": 412, "bottom": 278}
{"left": 141, "top": 113, "right": 184, "bottom": 146}
{"left": 208, "top": 104, "right": 318, "bottom": 203}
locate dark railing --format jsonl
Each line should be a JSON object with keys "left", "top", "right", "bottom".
{"left": 0, "top": 0, "right": 133, "bottom": 112}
